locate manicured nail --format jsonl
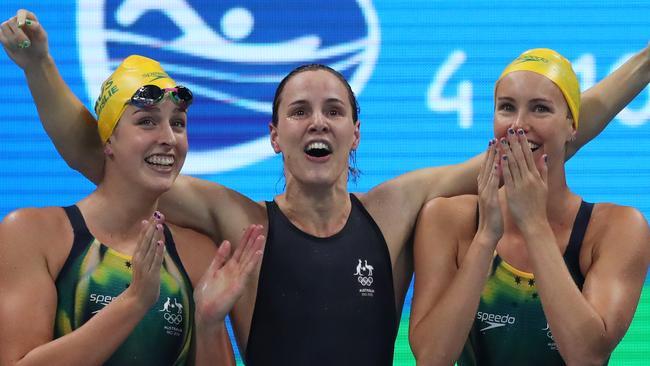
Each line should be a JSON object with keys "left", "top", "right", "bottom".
{"left": 157, "top": 240, "right": 164, "bottom": 247}
{"left": 502, "top": 155, "right": 508, "bottom": 160}
{"left": 488, "top": 139, "right": 493, "bottom": 146}
{"left": 25, "top": 19, "right": 33, "bottom": 26}
{"left": 500, "top": 138, "right": 507, "bottom": 145}
{"left": 517, "top": 129, "right": 525, "bottom": 135}
{"left": 156, "top": 223, "right": 163, "bottom": 231}
{"left": 543, "top": 154, "right": 548, "bottom": 163}
{"left": 17, "top": 40, "right": 31, "bottom": 49}
{"left": 508, "top": 128, "right": 515, "bottom": 135}
{"left": 153, "top": 211, "right": 162, "bottom": 220}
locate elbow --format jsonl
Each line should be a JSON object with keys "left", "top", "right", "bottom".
{"left": 409, "top": 334, "right": 456, "bottom": 366}
{"left": 560, "top": 338, "right": 612, "bottom": 366}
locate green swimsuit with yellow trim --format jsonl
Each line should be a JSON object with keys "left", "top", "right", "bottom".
{"left": 458, "top": 201, "right": 599, "bottom": 366}
{"left": 54, "top": 205, "right": 193, "bottom": 366}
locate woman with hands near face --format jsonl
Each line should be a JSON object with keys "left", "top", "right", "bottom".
{"left": 410, "top": 49, "right": 650, "bottom": 366}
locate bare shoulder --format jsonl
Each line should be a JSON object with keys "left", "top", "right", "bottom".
{"left": 418, "top": 195, "right": 479, "bottom": 237}
{"left": 0, "top": 207, "right": 72, "bottom": 276}
{"left": 166, "top": 223, "right": 217, "bottom": 287}
{"left": 586, "top": 203, "right": 650, "bottom": 262}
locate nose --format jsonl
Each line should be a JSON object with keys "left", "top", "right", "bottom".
{"left": 158, "top": 121, "right": 177, "bottom": 146}
{"left": 510, "top": 111, "right": 528, "bottom": 132}
{"left": 308, "top": 112, "right": 330, "bottom": 133}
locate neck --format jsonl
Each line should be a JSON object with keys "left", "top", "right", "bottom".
{"left": 78, "top": 177, "right": 161, "bottom": 246}
{"left": 277, "top": 175, "right": 351, "bottom": 237}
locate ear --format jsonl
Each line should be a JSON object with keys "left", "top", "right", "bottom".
{"left": 351, "top": 120, "right": 361, "bottom": 150}
{"left": 566, "top": 117, "right": 577, "bottom": 142}
{"left": 103, "top": 140, "right": 113, "bottom": 156}
{"left": 269, "top": 122, "right": 281, "bottom": 153}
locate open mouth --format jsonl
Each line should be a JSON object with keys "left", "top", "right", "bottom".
{"left": 304, "top": 141, "right": 332, "bottom": 158}
{"left": 527, "top": 140, "right": 541, "bottom": 152}
{"left": 145, "top": 154, "right": 175, "bottom": 167}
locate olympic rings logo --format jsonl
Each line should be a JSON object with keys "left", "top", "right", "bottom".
{"left": 164, "top": 312, "right": 183, "bottom": 325}
{"left": 358, "top": 276, "right": 373, "bottom": 286}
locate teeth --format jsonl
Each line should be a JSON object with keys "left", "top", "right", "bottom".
{"left": 306, "top": 142, "right": 331, "bottom": 152}
{"left": 528, "top": 141, "right": 540, "bottom": 150}
{"left": 145, "top": 154, "right": 174, "bottom": 166}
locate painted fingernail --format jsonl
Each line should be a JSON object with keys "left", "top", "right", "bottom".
{"left": 25, "top": 19, "right": 33, "bottom": 26}
{"left": 517, "top": 129, "right": 525, "bottom": 135}
{"left": 156, "top": 223, "right": 163, "bottom": 231}
{"left": 502, "top": 155, "right": 508, "bottom": 160}
{"left": 17, "top": 40, "right": 31, "bottom": 49}
{"left": 488, "top": 139, "right": 493, "bottom": 146}
{"left": 543, "top": 154, "right": 548, "bottom": 163}
{"left": 157, "top": 240, "right": 164, "bottom": 247}
{"left": 153, "top": 211, "right": 162, "bottom": 220}
{"left": 508, "top": 128, "right": 515, "bottom": 135}
{"left": 500, "top": 138, "right": 507, "bottom": 145}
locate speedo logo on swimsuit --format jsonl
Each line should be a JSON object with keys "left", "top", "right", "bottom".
{"left": 476, "top": 311, "right": 516, "bottom": 332}
{"left": 89, "top": 293, "right": 117, "bottom": 314}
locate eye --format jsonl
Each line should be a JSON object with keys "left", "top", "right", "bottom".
{"left": 171, "top": 119, "right": 186, "bottom": 129}
{"left": 328, "top": 108, "right": 343, "bottom": 117}
{"left": 137, "top": 118, "right": 156, "bottom": 127}
{"left": 291, "top": 109, "right": 305, "bottom": 117}
{"left": 533, "top": 104, "right": 551, "bottom": 113}
{"left": 498, "top": 102, "right": 515, "bottom": 112}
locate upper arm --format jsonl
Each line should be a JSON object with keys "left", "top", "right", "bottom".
{"left": 581, "top": 205, "right": 650, "bottom": 348}
{"left": 0, "top": 209, "right": 61, "bottom": 365}
{"left": 567, "top": 44, "right": 650, "bottom": 159}
{"left": 363, "top": 154, "right": 482, "bottom": 254}
{"left": 410, "top": 197, "right": 472, "bottom": 332}
{"left": 159, "top": 175, "right": 265, "bottom": 244}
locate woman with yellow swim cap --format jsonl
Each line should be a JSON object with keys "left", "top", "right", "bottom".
{"left": 409, "top": 48, "right": 650, "bottom": 365}
{"left": 0, "top": 52, "right": 263, "bottom": 366}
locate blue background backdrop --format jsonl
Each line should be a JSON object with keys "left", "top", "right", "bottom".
{"left": 1, "top": 1, "right": 648, "bottom": 364}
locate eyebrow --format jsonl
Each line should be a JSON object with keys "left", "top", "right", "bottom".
{"left": 132, "top": 107, "right": 160, "bottom": 115}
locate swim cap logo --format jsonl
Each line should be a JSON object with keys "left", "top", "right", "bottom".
{"left": 77, "top": 0, "right": 380, "bottom": 174}
{"left": 512, "top": 55, "right": 549, "bottom": 65}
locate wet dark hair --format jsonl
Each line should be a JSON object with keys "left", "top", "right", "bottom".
{"left": 271, "top": 64, "right": 361, "bottom": 182}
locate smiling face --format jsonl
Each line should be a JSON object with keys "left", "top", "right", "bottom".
{"left": 494, "top": 71, "right": 575, "bottom": 167}
{"left": 105, "top": 98, "right": 188, "bottom": 193}
{"left": 270, "top": 69, "right": 360, "bottom": 188}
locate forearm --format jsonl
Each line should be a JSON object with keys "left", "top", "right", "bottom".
{"left": 411, "top": 235, "right": 495, "bottom": 365}
{"left": 523, "top": 224, "right": 610, "bottom": 366}
{"left": 23, "top": 56, "right": 104, "bottom": 183}
{"left": 14, "top": 292, "right": 149, "bottom": 366}
{"left": 194, "top": 321, "right": 236, "bottom": 366}
{"left": 569, "top": 44, "right": 650, "bottom": 158}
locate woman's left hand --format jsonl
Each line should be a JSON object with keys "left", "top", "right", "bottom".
{"left": 498, "top": 128, "right": 549, "bottom": 231}
{"left": 193, "top": 224, "right": 265, "bottom": 333}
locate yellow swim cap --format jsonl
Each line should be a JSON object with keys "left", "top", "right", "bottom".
{"left": 94, "top": 55, "right": 176, "bottom": 142}
{"left": 497, "top": 48, "right": 580, "bottom": 129}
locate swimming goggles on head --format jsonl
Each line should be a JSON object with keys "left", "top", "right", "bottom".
{"left": 129, "top": 85, "right": 193, "bottom": 109}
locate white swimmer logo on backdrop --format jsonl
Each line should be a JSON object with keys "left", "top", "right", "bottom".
{"left": 77, "top": 0, "right": 380, "bottom": 174}
{"left": 354, "top": 258, "right": 375, "bottom": 296}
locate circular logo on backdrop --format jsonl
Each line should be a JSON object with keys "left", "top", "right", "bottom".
{"left": 77, "top": 0, "right": 380, "bottom": 174}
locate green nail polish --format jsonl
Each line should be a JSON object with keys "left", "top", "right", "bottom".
{"left": 18, "top": 40, "right": 31, "bottom": 49}
{"left": 25, "top": 19, "right": 33, "bottom": 26}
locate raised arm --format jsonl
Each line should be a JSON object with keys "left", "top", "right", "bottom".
{"left": 409, "top": 143, "right": 502, "bottom": 365}
{"left": 567, "top": 43, "right": 650, "bottom": 158}
{"left": 0, "top": 10, "right": 104, "bottom": 182}
{"left": 0, "top": 209, "right": 165, "bottom": 366}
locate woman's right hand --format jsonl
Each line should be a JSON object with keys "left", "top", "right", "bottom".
{"left": 0, "top": 9, "right": 50, "bottom": 70}
{"left": 476, "top": 139, "right": 503, "bottom": 245}
{"left": 124, "top": 212, "right": 166, "bottom": 311}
